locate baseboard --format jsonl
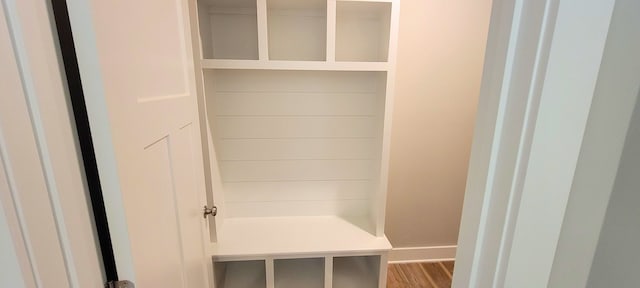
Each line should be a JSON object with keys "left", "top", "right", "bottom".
{"left": 388, "top": 245, "right": 457, "bottom": 263}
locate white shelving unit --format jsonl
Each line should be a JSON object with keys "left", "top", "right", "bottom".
{"left": 193, "top": 0, "right": 399, "bottom": 287}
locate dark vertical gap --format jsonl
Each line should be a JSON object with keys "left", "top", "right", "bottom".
{"left": 49, "top": 0, "right": 119, "bottom": 282}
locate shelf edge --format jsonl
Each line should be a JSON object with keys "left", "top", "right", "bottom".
{"left": 201, "top": 59, "right": 390, "bottom": 71}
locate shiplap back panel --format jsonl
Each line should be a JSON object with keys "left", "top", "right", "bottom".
{"left": 206, "top": 70, "right": 385, "bottom": 217}
{"left": 218, "top": 138, "right": 375, "bottom": 160}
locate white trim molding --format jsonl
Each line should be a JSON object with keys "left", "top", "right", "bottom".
{"left": 453, "top": 0, "right": 616, "bottom": 287}
{"left": 0, "top": 0, "right": 104, "bottom": 286}
{"left": 388, "top": 246, "right": 457, "bottom": 264}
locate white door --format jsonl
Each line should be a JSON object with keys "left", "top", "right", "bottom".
{"left": 66, "top": 0, "right": 212, "bottom": 287}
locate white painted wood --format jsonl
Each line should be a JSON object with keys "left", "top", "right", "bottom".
{"left": 267, "top": 0, "right": 327, "bottom": 61}
{"left": 189, "top": 0, "right": 223, "bottom": 250}
{"left": 197, "top": 0, "right": 214, "bottom": 59}
{"left": 332, "top": 256, "right": 380, "bottom": 288}
{"left": 67, "top": 0, "right": 212, "bottom": 286}
{"left": 452, "top": 0, "right": 521, "bottom": 285}
{"left": 217, "top": 139, "right": 375, "bottom": 160}
{"left": 454, "top": 0, "right": 559, "bottom": 286}
{"left": 377, "top": 253, "right": 388, "bottom": 288}
{"left": 200, "top": 0, "right": 259, "bottom": 60}
{"left": 220, "top": 160, "right": 374, "bottom": 181}
{"left": 0, "top": 0, "right": 107, "bottom": 286}
{"left": 204, "top": 68, "right": 388, "bottom": 218}
{"left": 223, "top": 180, "right": 370, "bottom": 202}
{"left": 224, "top": 200, "right": 369, "bottom": 218}
{"left": 586, "top": 91, "right": 640, "bottom": 288}
{"left": 326, "top": 0, "right": 337, "bottom": 62}
{"left": 372, "top": 0, "right": 398, "bottom": 237}
{"left": 213, "top": 92, "right": 378, "bottom": 116}
{"left": 335, "top": 1, "right": 391, "bottom": 62}
{"left": 257, "top": 0, "right": 270, "bottom": 60}
{"left": 266, "top": 257, "right": 275, "bottom": 288}
{"left": 388, "top": 246, "right": 457, "bottom": 263}
{"left": 210, "top": 216, "right": 391, "bottom": 260}
{"left": 203, "top": 110, "right": 228, "bottom": 238}
{"left": 208, "top": 69, "right": 380, "bottom": 92}
{"left": 11, "top": 0, "right": 107, "bottom": 284}
{"left": 274, "top": 258, "right": 325, "bottom": 288}
{"left": 202, "top": 59, "right": 389, "bottom": 70}
{"left": 217, "top": 120, "right": 374, "bottom": 137}
{"left": 214, "top": 117, "right": 376, "bottom": 138}
{"left": 503, "top": 0, "right": 615, "bottom": 287}
{"left": 1, "top": 2, "right": 67, "bottom": 285}
{"left": 69, "top": 0, "right": 399, "bottom": 285}
{"left": 337, "top": 0, "right": 393, "bottom": 2}
{"left": 0, "top": 156, "right": 28, "bottom": 288}
{"left": 210, "top": 11, "right": 259, "bottom": 60}
{"left": 453, "top": 0, "right": 617, "bottom": 287}
{"left": 324, "top": 256, "right": 333, "bottom": 288}
{"left": 549, "top": 0, "right": 640, "bottom": 286}
{"left": 216, "top": 260, "right": 267, "bottom": 288}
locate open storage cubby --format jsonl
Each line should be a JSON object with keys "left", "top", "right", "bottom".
{"left": 214, "top": 260, "right": 267, "bottom": 288}
{"left": 267, "top": 0, "right": 327, "bottom": 61}
{"left": 198, "top": 0, "right": 259, "bottom": 59}
{"left": 336, "top": 1, "right": 392, "bottom": 62}
{"left": 333, "top": 256, "right": 381, "bottom": 288}
{"left": 274, "top": 258, "right": 325, "bottom": 288}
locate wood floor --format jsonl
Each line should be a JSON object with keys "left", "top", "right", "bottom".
{"left": 387, "top": 261, "right": 454, "bottom": 288}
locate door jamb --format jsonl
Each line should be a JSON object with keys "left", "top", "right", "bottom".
{"left": 50, "top": 0, "right": 119, "bottom": 283}
{"left": 453, "top": 0, "right": 616, "bottom": 287}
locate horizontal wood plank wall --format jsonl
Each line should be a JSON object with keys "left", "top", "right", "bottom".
{"left": 205, "top": 70, "right": 386, "bottom": 217}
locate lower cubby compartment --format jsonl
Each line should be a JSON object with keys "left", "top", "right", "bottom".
{"left": 274, "top": 258, "right": 325, "bottom": 288}
{"left": 333, "top": 255, "right": 381, "bottom": 288}
{"left": 214, "top": 260, "right": 266, "bottom": 288}
{"left": 212, "top": 254, "right": 385, "bottom": 288}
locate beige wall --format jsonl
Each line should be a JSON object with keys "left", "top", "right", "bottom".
{"left": 385, "top": 0, "right": 492, "bottom": 247}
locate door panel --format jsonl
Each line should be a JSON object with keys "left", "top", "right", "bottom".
{"left": 129, "top": 138, "right": 185, "bottom": 287}
{"left": 68, "top": 0, "right": 211, "bottom": 286}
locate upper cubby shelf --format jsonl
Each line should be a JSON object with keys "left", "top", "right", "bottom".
{"left": 268, "top": 0, "right": 327, "bottom": 61}
{"left": 335, "top": 1, "right": 391, "bottom": 62}
{"left": 196, "top": 0, "right": 396, "bottom": 68}
{"left": 198, "top": 0, "right": 260, "bottom": 60}
{"left": 201, "top": 59, "right": 389, "bottom": 71}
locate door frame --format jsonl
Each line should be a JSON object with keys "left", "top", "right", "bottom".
{"left": 49, "top": 0, "right": 119, "bottom": 282}
{"left": 453, "top": 0, "right": 616, "bottom": 287}
{"left": 26, "top": 0, "right": 617, "bottom": 287}
{"left": 0, "top": 0, "right": 104, "bottom": 286}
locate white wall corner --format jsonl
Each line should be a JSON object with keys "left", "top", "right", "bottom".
{"left": 388, "top": 246, "right": 457, "bottom": 263}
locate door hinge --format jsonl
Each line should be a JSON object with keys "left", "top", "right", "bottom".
{"left": 105, "top": 280, "right": 135, "bottom": 288}
{"left": 203, "top": 205, "right": 217, "bottom": 218}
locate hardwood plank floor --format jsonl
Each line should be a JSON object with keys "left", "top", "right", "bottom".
{"left": 387, "top": 261, "right": 454, "bottom": 288}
